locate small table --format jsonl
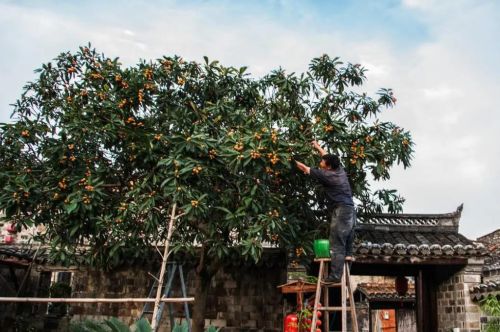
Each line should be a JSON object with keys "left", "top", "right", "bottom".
{"left": 278, "top": 279, "right": 317, "bottom": 310}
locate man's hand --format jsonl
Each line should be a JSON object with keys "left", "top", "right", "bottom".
{"left": 295, "top": 160, "right": 310, "bottom": 175}
{"left": 311, "top": 140, "right": 327, "bottom": 156}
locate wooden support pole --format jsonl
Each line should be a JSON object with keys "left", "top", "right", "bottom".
{"left": 323, "top": 264, "right": 329, "bottom": 331}
{"left": 346, "top": 262, "right": 359, "bottom": 332}
{"left": 416, "top": 270, "right": 423, "bottom": 332}
{"left": 311, "top": 260, "right": 324, "bottom": 330}
{"left": 341, "top": 264, "right": 347, "bottom": 332}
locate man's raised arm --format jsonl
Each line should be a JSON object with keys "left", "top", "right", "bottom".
{"left": 295, "top": 160, "right": 310, "bottom": 175}
{"left": 312, "top": 140, "right": 327, "bottom": 156}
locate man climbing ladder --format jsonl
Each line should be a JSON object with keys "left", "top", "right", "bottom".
{"left": 295, "top": 140, "right": 356, "bottom": 283}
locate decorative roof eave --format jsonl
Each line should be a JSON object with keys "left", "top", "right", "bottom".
{"left": 352, "top": 204, "right": 489, "bottom": 259}
{"left": 353, "top": 241, "right": 488, "bottom": 259}
{"left": 470, "top": 281, "right": 500, "bottom": 301}
{"left": 357, "top": 204, "right": 463, "bottom": 233}
{"left": 0, "top": 244, "right": 49, "bottom": 264}
{"left": 362, "top": 295, "right": 416, "bottom": 302}
{"left": 483, "top": 262, "right": 500, "bottom": 272}
{"left": 356, "top": 282, "right": 415, "bottom": 302}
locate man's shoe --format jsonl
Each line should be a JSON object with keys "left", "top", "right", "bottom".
{"left": 323, "top": 275, "right": 341, "bottom": 284}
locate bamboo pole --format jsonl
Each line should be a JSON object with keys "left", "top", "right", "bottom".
{"left": 151, "top": 202, "right": 177, "bottom": 331}
{"left": 0, "top": 297, "right": 194, "bottom": 303}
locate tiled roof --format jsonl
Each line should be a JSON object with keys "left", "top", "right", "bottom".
{"left": 356, "top": 282, "right": 415, "bottom": 301}
{"left": 357, "top": 204, "right": 463, "bottom": 232}
{"left": 470, "top": 281, "right": 500, "bottom": 301}
{"left": 476, "top": 229, "right": 500, "bottom": 244}
{"left": 0, "top": 244, "right": 49, "bottom": 265}
{"left": 353, "top": 205, "right": 487, "bottom": 259}
{"left": 483, "top": 261, "right": 500, "bottom": 272}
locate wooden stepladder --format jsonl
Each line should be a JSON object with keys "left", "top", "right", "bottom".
{"left": 311, "top": 258, "right": 358, "bottom": 332}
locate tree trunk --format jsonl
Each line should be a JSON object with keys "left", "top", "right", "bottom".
{"left": 191, "top": 271, "right": 212, "bottom": 332}
{"left": 191, "top": 253, "right": 221, "bottom": 332}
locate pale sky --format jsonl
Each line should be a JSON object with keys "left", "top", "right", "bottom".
{"left": 1, "top": 0, "right": 499, "bottom": 239}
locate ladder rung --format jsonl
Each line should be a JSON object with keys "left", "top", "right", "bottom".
{"left": 152, "top": 285, "right": 166, "bottom": 289}
{"left": 142, "top": 310, "right": 154, "bottom": 314}
{"left": 313, "top": 258, "right": 331, "bottom": 263}
{"left": 320, "top": 306, "right": 345, "bottom": 311}
{"left": 321, "top": 282, "right": 342, "bottom": 287}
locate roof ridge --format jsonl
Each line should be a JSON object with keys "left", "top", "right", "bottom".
{"left": 357, "top": 204, "right": 463, "bottom": 230}
{"left": 359, "top": 204, "right": 463, "bottom": 220}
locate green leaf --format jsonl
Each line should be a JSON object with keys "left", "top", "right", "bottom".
{"left": 172, "top": 321, "right": 189, "bottom": 332}
{"left": 215, "top": 206, "right": 231, "bottom": 214}
{"left": 65, "top": 202, "right": 78, "bottom": 214}
{"left": 104, "top": 317, "right": 130, "bottom": 332}
{"left": 133, "top": 318, "right": 152, "bottom": 332}
{"left": 250, "top": 184, "right": 258, "bottom": 196}
{"left": 157, "top": 158, "right": 172, "bottom": 167}
{"left": 69, "top": 224, "right": 80, "bottom": 237}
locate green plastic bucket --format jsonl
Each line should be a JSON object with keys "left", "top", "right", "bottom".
{"left": 313, "top": 239, "right": 330, "bottom": 258}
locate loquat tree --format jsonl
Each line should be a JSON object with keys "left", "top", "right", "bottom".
{"left": 0, "top": 45, "right": 413, "bottom": 331}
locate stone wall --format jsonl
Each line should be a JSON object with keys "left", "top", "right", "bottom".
{"left": 436, "top": 259, "right": 483, "bottom": 332}
{"left": 70, "top": 268, "right": 148, "bottom": 323}
{"left": 1, "top": 254, "right": 286, "bottom": 332}
{"left": 71, "top": 261, "right": 285, "bottom": 331}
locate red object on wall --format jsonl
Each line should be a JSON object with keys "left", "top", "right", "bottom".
{"left": 4, "top": 235, "right": 14, "bottom": 244}
{"left": 6, "top": 223, "right": 17, "bottom": 233}
{"left": 379, "top": 309, "right": 396, "bottom": 332}
{"left": 284, "top": 313, "right": 299, "bottom": 332}
{"left": 395, "top": 276, "right": 409, "bottom": 296}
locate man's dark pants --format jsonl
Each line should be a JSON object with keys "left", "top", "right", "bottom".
{"left": 328, "top": 205, "right": 355, "bottom": 280}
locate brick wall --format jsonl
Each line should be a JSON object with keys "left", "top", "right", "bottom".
{"left": 70, "top": 259, "right": 286, "bottom": 331}
{"left": 436, "top": 260, "right": 483, "bottom": 332}
{"left": 70, "top": 268, "right": 148, "bottom": 322}
{"left": 0, "top": 253, "right": 286, "bottom": 331}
